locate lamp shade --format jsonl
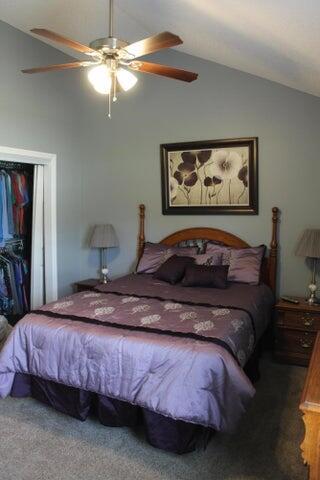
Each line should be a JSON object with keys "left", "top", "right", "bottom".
{"left": 89, "top": 224, "right": 119, "bottom": 248}
{"left": 295, "top": 229, "right": 320, "bottom": 258}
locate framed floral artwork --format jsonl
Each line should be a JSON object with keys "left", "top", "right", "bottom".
{"left": 160, "top": 137, "right": 258, "bottom": 215}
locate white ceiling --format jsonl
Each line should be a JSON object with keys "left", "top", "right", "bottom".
{"left": 1, "top": 0, "right": 320, "bottom": 97}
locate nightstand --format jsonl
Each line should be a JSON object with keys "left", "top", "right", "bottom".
{"left": 74, "top": 278, "right": 101, "bottom": 293}
{"left": 274, "top": 298, "right": 320, "bottom": 366}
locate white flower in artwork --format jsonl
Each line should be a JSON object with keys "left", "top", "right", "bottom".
{"left": 52, "top": 301, "right": 74, "bottom": 309}
{"left": 164, "top": 302, "right": 182, "bottom": 311}
{"left": 131, "top": 304, "right": 151, "bottom": 314}
{"left": 179, "top": 311, "right": 198, "bottom": 321}
{"left": 237, "top": 350, "right": 246, "bottom": 366}
{"left": 140, "top": 314, "right": 161, "bottom": 325}
{"left": 207, "top": 150, "right": 243, "bottom": 180}
{"left": 211, "top": 308, "right": 230, "bottom": 317}
{"left": 231, "top": 319, "right": 244, "bottom": 332}
{"left": 194, "top": 320, "right": 214, "bottom": 334}
{"left": 169, "top": 176, "right": 179, "bottom": 200}
{"left": 94, "top": 306, "right": 115, "bottom": 316}
{"left": 121, "top": 296, "right": 139, "bottom": 304}
{"left": 83, "top": 292, "right": 101, "bottom": 298}
{"left": 90, "top": 299, "right": 108, "bottom": 306}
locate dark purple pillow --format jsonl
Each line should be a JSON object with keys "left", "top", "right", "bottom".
{"left": 153, "top": 255, "right": 195, "bottom": 285}
{"left": 227, "top": 245, "right": 266, "bottom": 285}
{"left": 182, "top": 264, "right": 229, "bottom": 289}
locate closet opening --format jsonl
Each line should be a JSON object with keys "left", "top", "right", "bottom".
{"left": 0, "top": 146, "right": 57, "bottom": 325}
{"left": 0, "top": 161, "right": 34, "bottom": 325}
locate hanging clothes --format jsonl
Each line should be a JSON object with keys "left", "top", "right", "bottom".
{"left": 0, "top": 162, "right": 34, "bottom": 320}
{"left": 0, "top": 245, "right": 28, "bottom": 315}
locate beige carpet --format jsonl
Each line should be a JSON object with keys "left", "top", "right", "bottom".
{"left": 0, "top": 357, "right": 307, "bottom": 480}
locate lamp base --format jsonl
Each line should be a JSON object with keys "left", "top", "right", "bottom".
{"left": 101, "top": 267, "right": 110, "bottom": 284}
{"left": 306, "top": 283, "right": 319, "bottom": 305}
{"left": 306, "top": 296, "right": 320, "bottom": 306}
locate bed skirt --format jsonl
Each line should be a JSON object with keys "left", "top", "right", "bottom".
{"left": 9, "top": 347, "right": 260, "bottom": 455}
{"left": 10, "top": 373, "right": 214, "bottom": 454}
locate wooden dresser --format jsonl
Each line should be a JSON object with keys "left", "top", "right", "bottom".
{"left": 275, "top": 298, "right": 320, "bottom": 366}
{"left": 300, "top": 332, "right": 320, "bottom": 480}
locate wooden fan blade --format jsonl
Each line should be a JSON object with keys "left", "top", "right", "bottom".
{"left": 124, "top": 32, "right": 182, "bottom": 59}
{"left": 131, "top": 61, "right": 198, "bottom": 82}
{"left": 21, "top": 61, "right": 92, "bottom": 74}
{"left": 31, "top": 28, "right": 96, "bottom": 55}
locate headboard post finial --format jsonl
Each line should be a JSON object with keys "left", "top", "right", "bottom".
{"left": 269, "top": 206, "right": 280, "bottom": 293}
{"left": 138, "top": 204, "right": 146, "bottom": 260}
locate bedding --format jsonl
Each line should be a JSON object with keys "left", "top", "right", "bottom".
{"left": 194, "top": 252, "right": 222, "bottom": 266}
{"left": 181, "top": 264, "right": 229, "bottom": 288}
{"left": 153, "top": 254, "right": 195, "bottom": 284}
{"left": 0, "top": 273, "right": 273, "bottom": 433}
{"left": 228, "top": 245, "right": 266, "bottom": 285}
{"left": 205, "top": 242, "right": 266, "bottom": 284}
{"left": 204, "top": 242, "right": 232, "bottom": 264}
{"left": 136, "top": 242, "right": 197, "bottom": 273}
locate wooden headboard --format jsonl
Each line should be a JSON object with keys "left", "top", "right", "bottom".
{"left": 137, "top": 204, "right": 280, "bottom": 293}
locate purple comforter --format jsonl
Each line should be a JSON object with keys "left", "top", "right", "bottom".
{"left": 0, "top": 274, "right": 273, "bottom": 431}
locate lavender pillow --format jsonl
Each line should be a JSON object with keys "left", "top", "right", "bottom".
{"left": 154, "top": 255, "right": 195, "bottom": 285}
{"left": 204, "top": 242, "right": 232, "bottom": 265}
{"left": 136, "top": 242, "right": 197, "bottom": 274}
{"left": 182, "top": 265, "right": 229, "bottom": 289}
{"left": 195, "top": 252, "right": 222, "bottom": 266}
{"left": 227, "top": 245, "right": 266, "bottom": 285}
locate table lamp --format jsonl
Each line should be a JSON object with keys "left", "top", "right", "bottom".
{"left": 89, "top": 224, "right": 119, "bottom": 283}
{"left": 295, "top": 229, "right": 320, "bottom": 304}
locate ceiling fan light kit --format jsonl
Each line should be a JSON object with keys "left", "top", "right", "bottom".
{"left": 22, "top": 0, "right": 198, "bottom": 118}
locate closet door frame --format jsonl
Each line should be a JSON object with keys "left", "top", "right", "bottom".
{"left": 0, "top": 145, "right": 57, "bottom": 302}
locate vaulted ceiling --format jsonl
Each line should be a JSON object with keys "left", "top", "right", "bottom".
{"left": 1, "top": 0, "right": 319, "bottom": 97}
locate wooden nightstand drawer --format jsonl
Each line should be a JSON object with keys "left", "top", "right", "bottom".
{"left": 275, "top": 328, "right": 316, "bottom": 365}
{"left": 275, "top": 298, "right": 320, "bottom": 366}
{"left": 276, "top": 328, "right": 315, "bottom": 353}
{"left": 277, "top": 311, "right": 320, "bottom": 331}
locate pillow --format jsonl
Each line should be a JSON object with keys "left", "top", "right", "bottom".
{"left": 182, "top": 264, "right": 229, "bottom": 289}
{"left": 195, "top": 252, "right": 222, "bottom": 266}
{"left": 136, "top": 242, "right": 197, "bottom": 274}
{"left": 204, "top": 242, "right": 232, "bottom": 265}
{"left": 154, "top": 255, "right": 195, "bottom": 284}
{"left": 227, "top": 245, "right": 266, "bottom": 285}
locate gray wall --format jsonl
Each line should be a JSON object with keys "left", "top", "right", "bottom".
{"left": 0, "top": 21, "right": 84, "bottom": 295}
{"left": 80, "top": 50, "right": 320, "bottom": 296}
{"left": 1, "top": 20, "right": 319, "bottom": 296}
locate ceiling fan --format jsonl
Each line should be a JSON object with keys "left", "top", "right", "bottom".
{"left": 22, "top": 0, "right": 198, "bottom": 117}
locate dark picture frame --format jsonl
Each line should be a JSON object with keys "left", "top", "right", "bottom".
{"left": 160, "top": 137, "right": 258, "bottom": 215}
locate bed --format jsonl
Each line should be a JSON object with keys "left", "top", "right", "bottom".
{"left": 0, "top": 204, "right": 279, "bottom": 454}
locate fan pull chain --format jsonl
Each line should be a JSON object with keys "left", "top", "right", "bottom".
{"left": 113, "top": 71, "right": 117, "bottom": 102}
{"left": 108, "top": 85, "right": 111, "bottom": 118}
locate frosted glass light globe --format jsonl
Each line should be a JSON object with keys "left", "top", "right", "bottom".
{"left": 88, "top": 65, "right": 112, "bottom": 95}
{"left": 116, "top": 68, "right": 138, "bottom": 91}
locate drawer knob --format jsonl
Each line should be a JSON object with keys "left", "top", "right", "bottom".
{"left": 302, "top": 315, "right": 314, "bottom": 327}
{"left": 299, "top": 337, "right": 313, "bottom": 349}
